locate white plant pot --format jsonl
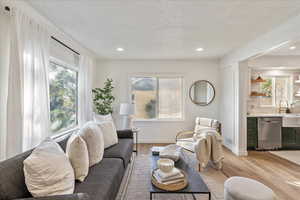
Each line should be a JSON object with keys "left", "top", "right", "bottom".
{"left": 93, "top": 113, "right": 113, "bottom": 122}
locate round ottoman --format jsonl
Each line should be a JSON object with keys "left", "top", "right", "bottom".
{"left": 224, "top": 176, "right": 275, "bottom": 200}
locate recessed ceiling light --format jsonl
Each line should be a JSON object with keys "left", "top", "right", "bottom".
{"left": 289, "top": 46, "right": 296, "bottom": 50}
{"left": 196, "top": 47, "right": 204, "bottom": 52}
{"left": 116, "top": 47, "right": 124, "bottom": 51}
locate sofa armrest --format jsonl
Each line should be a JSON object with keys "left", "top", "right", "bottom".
{"left": 117, "top": 129, "right": 133, "bottom": 138}
{"left": 14, "top": 193, "right": 90, "bottom": 200}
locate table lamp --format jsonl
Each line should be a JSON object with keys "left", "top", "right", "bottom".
{"left": 119, "top": 103, "right": 135, "bottom": 129}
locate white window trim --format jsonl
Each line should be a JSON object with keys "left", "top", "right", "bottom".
{"left": 129, "top": 74, "right": 185, "bottom": 122}
{"left": 51, "top": 127, "right": 79, "bottom": 140}
{"left": 259, "top": 77, "right": 276, "bottom": 107}
{"left": 49, "top": 57, "right": 79, "bottom": 136}
{"left": 50, "top": 56, "right": 79, "bottom": 72}
{"left": 259, "top": 76, "right": 292, "bottom": 108}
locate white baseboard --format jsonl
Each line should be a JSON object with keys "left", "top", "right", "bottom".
{"left": 231, "top": 146, "right": 248, "bottom": 156}
{"left": 237, "top": 149, "right": 248, "bottom": 156}
{"left": 223, "top": 141, "right": 239, "bottom": 155}
{"left": 222, "top": 142, "right": 248, "bottom": 156}
{"left": 223, "top": 141, "right": 232, "bottom": 150}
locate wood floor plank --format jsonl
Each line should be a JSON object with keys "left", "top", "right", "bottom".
{"left": 139, "top": 144, "right": 300, "bottom": 200}
{"left": 222, "top": 148, "right": 300, "bottom": 200}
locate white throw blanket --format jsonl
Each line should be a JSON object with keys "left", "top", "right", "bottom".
{"left": 193, "top": 129, "right": 224, "bottom": 169}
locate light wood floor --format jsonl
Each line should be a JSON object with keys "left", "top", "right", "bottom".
{"left": 138, "top": 144, "right": 300, "bottom": 200}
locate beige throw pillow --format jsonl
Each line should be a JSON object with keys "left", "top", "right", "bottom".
{"left": 94, "top": 113, "right": 117, "bottom": 131}
{"left": 79, "top": 121, "right": 104, "bottom": 167}
{"left": 97, "top": 121, "right": 118, "bottom": 149}
{"left": 66, "top": 134, "right": 89, "bottom": 182}
{"left": 23, "top": 138, "right": 75, "bottom": 197}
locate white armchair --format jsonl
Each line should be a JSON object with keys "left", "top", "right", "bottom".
{"left": 176, "top": 117, "right": 222, "bottom": 171}
{"left": 176, "top": 117, "right": 221, "bottom": 151}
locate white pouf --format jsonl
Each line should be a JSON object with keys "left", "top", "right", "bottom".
{"left": 224, "top": 176, "right": 276, "bottom": 200}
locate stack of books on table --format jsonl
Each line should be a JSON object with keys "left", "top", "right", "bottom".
{"left": 153, "top": 168, "right": 184, "bottom": 185}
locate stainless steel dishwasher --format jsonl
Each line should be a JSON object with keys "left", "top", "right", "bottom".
{"left": 257, "top": 117, "right": 282, "bottom": 150}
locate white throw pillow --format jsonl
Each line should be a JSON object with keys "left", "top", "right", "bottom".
{"left": 79, "top": 121, "right": 104, "bottom": 167}
{"left": 23, "top": 138, "right": 75, "bottom": 197}
{"left": 97, "top": 121, "right": 118, "bottom": 149}
{"left": 66, "top": 134, "right": 89, "bottom": 182}
{"left": 94, "top": 113, "right": 117, "bottom": 131}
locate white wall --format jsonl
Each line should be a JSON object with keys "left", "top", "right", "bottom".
{"left": 219, "top": 66, "right": 237, "bottom": 152}
{"left": 93, "top": 59, "right": 220, "bottom": 143}
{"left": 220, "top": 12, "right": 300, "bottom": 155}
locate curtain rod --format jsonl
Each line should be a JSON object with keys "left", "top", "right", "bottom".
{"left": 3, "top": 6, "right": 80, "bottom": 56}
{"left": 51, "top": 36, "right": 80, "bottom": 55}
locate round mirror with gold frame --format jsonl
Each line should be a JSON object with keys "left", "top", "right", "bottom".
{"left": 189, "top": 80, "right": 215, "bottom": 106}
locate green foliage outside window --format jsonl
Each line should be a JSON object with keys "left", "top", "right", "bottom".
{"left": 92, "top": 78, "right": 115, "bottom": 115}
{"left": 145, "top": 99, "right": 156, "bottom": 118}
{"left": 261, "top": 79, "right": 272, "bottom": 97}
{"left": 49, "top": 62, "right": 77, "bottom": 133}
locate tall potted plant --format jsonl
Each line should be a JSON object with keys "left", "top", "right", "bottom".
{"left": 92, "top": 78, "right": 115, "bottom": 117}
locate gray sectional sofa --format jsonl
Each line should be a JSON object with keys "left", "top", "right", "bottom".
{"left": 0, "top": 130, "right": 134, "bottom": 200}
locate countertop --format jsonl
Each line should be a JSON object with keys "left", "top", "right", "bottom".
{"left": 247, "top": 113, "right": 300, "bottom": 117}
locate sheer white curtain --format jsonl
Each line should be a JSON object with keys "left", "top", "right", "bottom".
{"left": 6, "top": 10, "right": 51, "bottom": 157}
{"left": 78, "top": 55, "right": 94, "bottom": 126}
{"left": 0, "top": 8, "right": 11, "bottom": 160}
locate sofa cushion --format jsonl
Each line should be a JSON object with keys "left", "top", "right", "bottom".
{"left": 103, "top": 138, "right": 133, "bottom": 168}
{"left": 23, "top": 138, "right": 75, "bottom": 197}
{"left": 97, "top": 121, "right": 118, "bottom": 149}
{"left": 79, "top": 121, "right": 104, "bottom": 167}
{"left": 94, "top": 114, "right": 117, "bottom": 132}
{"left": 117, "top": 130, "right": 133, "bottom": 138}
{"left": 0, "top": 151, "right": 32, "bottom": 200}
{"left": 74, "top": 158, "right": 124, "bottom": 200}
{"left": 66, "top": 134, "right": 89, "bottom": 182}
{"left": 0, "top": 135, "right": 72, "bottom": 200}
{"left": 0, "top": 130, "right": 133, "bottom": 200}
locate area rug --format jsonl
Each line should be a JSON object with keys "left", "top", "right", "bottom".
{"left": 269, "top": 151, "right": 300, "bottom": 166}
{"left": 117, "top": 150, "right": 227, "bottom": 200}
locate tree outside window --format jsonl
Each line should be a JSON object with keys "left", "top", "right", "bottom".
{"left": 49, "top": 61, "right": 78, "bottom": 133}
{"left": 260, "top": 76, "right": 290, "bottom": 107}
{"left": 131, "top": 76, "right": 183, "bottom": 120}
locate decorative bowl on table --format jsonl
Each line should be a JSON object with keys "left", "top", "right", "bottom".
{"left": 157, "top": 158, "right": 174, "bottom": 173}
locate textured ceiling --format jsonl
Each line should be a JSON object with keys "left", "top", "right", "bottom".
{"left": 27, "top": 0, "right": 300, "bottom": 59}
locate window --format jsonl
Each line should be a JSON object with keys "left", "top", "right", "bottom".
{"left": 131, "top": 76, "right": 183, "bottom": 120}
{"left": 49, "top": 60, "right": 78, "bottom": 133}
{"left": 260, "top": 78, "right": 274, "bottom": 106}
{"left": 260, "top": 76, "right": 291, "bottom": 107}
